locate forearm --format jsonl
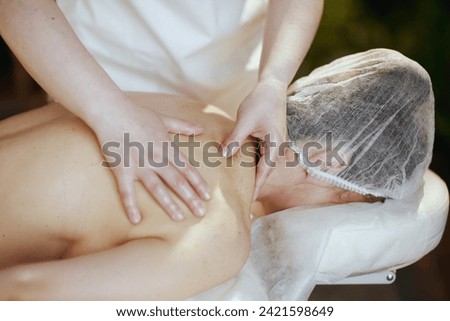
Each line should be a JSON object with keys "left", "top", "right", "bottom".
{"left": 0, "top": 241, "right": 178, "bottom": 300}
{"left": 0, "top": 0, "right": 129, "bottom": 128}
{"left": 259, "top": 0, "right": 323, "bottom": 85}
{"left": 0, "top": 233, "right": 249, "bottom": 300}
{"left": 0, "top": 241, "right": 190, "bottom": 300}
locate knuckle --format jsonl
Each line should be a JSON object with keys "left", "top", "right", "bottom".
{"left": 122, "top": 195, "right": 136, "bottom": 211}
{"left": 143, "top": 176, "right": 160, "bottom": 193}
{"left": 118, "top": 186, "right": 132, "bottom": 199}
{"left": 155, "top": 185, "right": 169, "bottom": 198}
{"left": 176, "top": 180, "right": 195, "bottom": 199}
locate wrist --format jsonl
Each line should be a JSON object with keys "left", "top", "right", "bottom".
{"left": 82, "top": 92, "right": 135, "bottom": 132}
{"left": 258, "top": 73, "right": 289, "bottom": 90}
{"left": 255, "top": 76, "right": 289, "bottom": 100}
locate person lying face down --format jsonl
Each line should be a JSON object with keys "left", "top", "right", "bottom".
{"left": 0, "top": 49, "right": 434, "bottom": 300}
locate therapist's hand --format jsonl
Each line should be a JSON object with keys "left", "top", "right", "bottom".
{"left": 222, "top": 78, "right": 288, "bottom": 200}
{"left": 95, "top": 102, "right": 210, "bottom": 224}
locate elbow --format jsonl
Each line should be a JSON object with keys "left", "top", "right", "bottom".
{"left": 2, "top": 266, "right": 48, "bottom": 300}
{"left": 212, "top": 225, "right": 251, "bottom": 284}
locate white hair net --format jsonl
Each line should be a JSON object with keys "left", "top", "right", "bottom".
{"left": 287, "top": 49, "right": 434, "bottom": 199}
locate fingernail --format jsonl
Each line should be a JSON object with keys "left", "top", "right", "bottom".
{"left": 203, "top": 189, "right": 211, "bottom": 201}
{"left": 222, "top": 146, "right": 230, "bottom": 158}
{"left": 131, "top": 211, "right": 141, "bottom": 224}
{"left": 194, "top": 200, "right": 206, "bottom": 217}
{"left": 173, "top": 210, "right": 185, "bottom": 221}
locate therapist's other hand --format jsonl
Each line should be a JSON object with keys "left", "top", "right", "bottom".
{"left": 95, "top": 102, "right": 210, "bottom": 224}
{"left": 222, "top": 78, "right": 288, "bottom": 200}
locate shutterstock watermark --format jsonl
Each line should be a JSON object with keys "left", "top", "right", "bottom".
{"left": 101, "top": 132, "right": 348, "bottom": 169}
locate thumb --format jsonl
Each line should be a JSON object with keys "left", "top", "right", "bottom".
{"left": 222, "top": 121, "right": 250, "bottom": 158}
{"left": 253, "top": 160, "right": 273, "bottom": 201}
{"left": 160, "top": 115, "right": 203, "bottom": 135}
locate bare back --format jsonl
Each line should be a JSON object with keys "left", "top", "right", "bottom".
{"left": 0, "top": 93, "right": 255, "bottom": 270}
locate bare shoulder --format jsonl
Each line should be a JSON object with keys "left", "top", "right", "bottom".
{"left": 0, "top": 103, "right": 72, "bottom": 139}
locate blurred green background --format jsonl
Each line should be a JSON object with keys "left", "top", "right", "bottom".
{"left": 0, "top": 0, "right": 449, "bottom": 300}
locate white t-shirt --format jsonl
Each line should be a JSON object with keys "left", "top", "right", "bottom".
{"left": 57, "top": 0, "right": 267, "bottom": 109}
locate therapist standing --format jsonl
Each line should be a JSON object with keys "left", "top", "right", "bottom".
{"left": 0, "top": 0, "right": 323, "bottom": 224}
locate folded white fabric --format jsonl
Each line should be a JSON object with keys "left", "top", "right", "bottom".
{"left": 189, "top": 171, "right": 448, "bottom": 300}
